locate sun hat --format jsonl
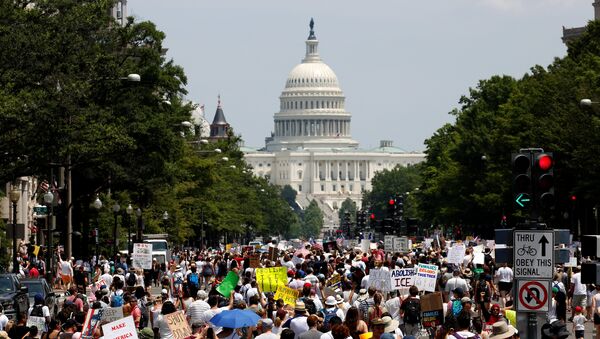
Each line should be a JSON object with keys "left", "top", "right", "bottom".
{"left": 382, "top": 316, "right": 399, "bottom": 333}
{"left": 461, "top": 297, "right": 472, "bottom": 304}
{"left": 335, "top": 295, "right": 344, "bottom": 304}
{"left": 325, "top": 296, "right": 336, "bottom": 306}
{"left": 294, "top": 301, "right": 307, "bottom": 313}
{"left": 260, "top": 318, "right": 274, "bottom": 328}
{"left": 488, "top": 321, "right": 516, "bottom": 339}
{"left": 161, "top": 289, "right": 169, "bottom": 295}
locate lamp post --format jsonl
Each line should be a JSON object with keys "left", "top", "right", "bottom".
{"left": 112, "top": 202, "right": 120, "bottom": 259}
{"left": 9, "top": 186, "right": 20, "bottom": 274}
{"left": 162, "top": 211, "right": 169, "bottom": 233}
{"left": 126, "top": 204, "right": 133, "bottom": 256}
{"left": 43, "top": 190, "right": 54, "bottom": 282}
{"left": 136, "top": 208, "right": 142, "bottom": 243}
{"left": 92, "top": 196, "right": 102, "bottom": 263}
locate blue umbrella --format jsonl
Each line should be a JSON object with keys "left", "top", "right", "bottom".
{"left": 210, "top": 309, "right": 261, "bottom": 328}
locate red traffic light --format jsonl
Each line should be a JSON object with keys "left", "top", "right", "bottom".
{"left": 388, "top": 199, "right": 395, "bottom": 205}
{"left": 571, "top": 195, "right": 577, "bottom": 201}
{"left": 537, "top": 154, "right": 553, "bottom": 171}
{"left": 370, "top": 213, "right": 375, "bottom": 220}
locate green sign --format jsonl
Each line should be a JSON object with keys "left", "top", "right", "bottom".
{"left": 34, "top": 206, "right": 47, "bottom": 214}
{"left": 515, "top": 193, "right": 531, "bottom": 208}
{"left": 216, "top": 271, "right": 239, "bottom": 298}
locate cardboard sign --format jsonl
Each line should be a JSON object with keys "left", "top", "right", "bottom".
{"left": 249, "top": 254, "right": 260, "bottom": 268}
{"left": 166, "top": 310, "right": 192, "bottom": 339}
{"left": 274, "top": 285, "right": 299, "bottom": 306}
{"left": 256, "top": 267, "right": 288, "bottom": 292}
{"left": 447, "top": 243, "right": 465, "bottom": 265}
{"left": 101, "top": 307, "right": 124, "bottom": 323}
{"left": 421, "top": 292, "right": 444, "bottom": 327}
{"left": 102, "top": 316, "right": 138, "bottom": 339}
{"left": 414, "top": 264, "right": 438, "bottom": 292}
{"left": 326, "top": 274, "right": 341, "bottom": 288}
{"left": 361, "top": 239, "right": 370, "bottom": 253}
{"left": 216, "top": 271, "right": 240, "bottom": 298}
{"left": 368, "top": 268, "right": 391, "bottom": 292}
{"left": 26, "top": 316, "right": 46, "bottom": 332}
{"left": 268, "top": 246, "right": 278, "bottom": 262}
{"left": 132, "top": 243, "right": 152, "bottom": 269}
{"left": 82, "top": 308, "right": 105, "bottom": 338}
{"left": 390, "top": 268, "right": 415, "bottom": 293}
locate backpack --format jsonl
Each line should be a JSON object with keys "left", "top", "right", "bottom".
{"left": 321, "top": 307, "right": 338, "bottom": 330}
{"left": 203, "top": 265, "right": 214, "bottom": 276}
{"left": 31, "top": 304, "right": 44, "bottom": 317}
{"left": 126, "top": 273, "right": 137, "bottom": 287}
{"left": 358, "top": 298, "right": 370, "bottom": 322}
{"left": 451, "top": 300, "right": 463, "bottom": 316}
{"left": 403, "top": 298, "right": 420, "bottom": 324}
{"left": 188, "top": 272, "right": 199, "bottom": 287}
{"left": 111, "top": 293, "right": 124, "bottom": 307}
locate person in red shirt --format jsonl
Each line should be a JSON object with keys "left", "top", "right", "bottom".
{"left": 28, "top": 264, "right": 39, "bottom": 278}
{"left": 129, "top": 296, "right": 142, "bottom": 328}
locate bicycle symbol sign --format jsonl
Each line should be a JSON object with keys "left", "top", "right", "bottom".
{"left": 513, "top": 230, "right": 554, "bottom": 279}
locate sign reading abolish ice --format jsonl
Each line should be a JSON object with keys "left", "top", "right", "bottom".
{"left": 390, "top": 268, "right": 415, "bottom": 293}
{"left": 414, "top": 264, "right": 438, "bottom": 292}
{"left": 132, "top": 243, "right": 152, "bottom": 270}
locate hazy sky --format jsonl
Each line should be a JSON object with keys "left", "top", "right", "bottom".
{"left": 127, "top": 0, "right": 590, "bottom": 152}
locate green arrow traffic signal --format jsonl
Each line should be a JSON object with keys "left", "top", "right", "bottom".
{"left": 515, "top": 193, "right": 531, "bottom": 208}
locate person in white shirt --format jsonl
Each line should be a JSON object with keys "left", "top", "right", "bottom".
{"left": 495, "top": 263, "right": 514, "bottom": 304}
{"left": 100, "top": 267, "right": 113, "bottom": 287}
{"left": 444, "top": 270, "right": 470, "bottom": 298}
{"left": 256, "top": 318, "right": 278, "bottom": 339}
{"left": 571, "top": 266, "right": 587, "bottom": 319}
{"left": 187, "top": 290, "right": 210, "bottom": 324}
{"left": 0, "top": 305, "right": 8, "bottom": 331}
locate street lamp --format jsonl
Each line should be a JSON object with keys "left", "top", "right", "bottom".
{"left": 9, "top": 186, "right": 20, "bottom": 274}
{"left": 126, "top": 203, "right": 133, "bottom": 255}
{"left": 162, "top": 211, "right": 169, "bottom": 232}
{"left": 92, "top": 196, "right": 102, "bottom": 263}
{"left": 580, "top": 98, "right": 598, "bottom": 107}
{"left": 135, "top": 208, "right": 143, "bottom": 243}
{"left": 112, "top": 202, "right": 120, "bottom": 259}
{"left": 43, "top": 190, "right": 54, "bottom": 282}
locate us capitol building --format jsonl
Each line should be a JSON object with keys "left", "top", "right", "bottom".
{"left": 242, "top": 20, "right": 425, "bottom": 232}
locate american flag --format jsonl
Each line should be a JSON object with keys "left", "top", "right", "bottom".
{"left": 39, "top": 180, "right": 49, "bottom": 193}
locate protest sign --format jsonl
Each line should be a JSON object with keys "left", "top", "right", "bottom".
{"left": 274, "top": 285, "right": 299, "bottom": 306}
{"left": 393, "top": 236, "right": 409, "bottom": 252}
{"left": 101, "top": 307, "right": 124, "bottom": 323}
{"left": 249, "top": 254, "right": 260, "bottom": 268}
{"left": 424, "top": 238, "right": 433, "bottom": 249}
{"left": 368, "top": 268, "right": 391, "bottom": 292}
{"left": 226, "top": 243, "right": 232, "bottom": 251}
{"left": 268, "top": 246, "right": 278, "bottom": 262}
{"left": 256, "top": 267, "right": 288, "bottom": 292}
{"left": 421, "top": 292, "right": 444, "bottom": 327}
{"left": 82, "top": 308, "right": 105, "bottom": 338}
{"left": 102, "top": 316, "right": 138, "bottom": 339}
{"left": 384, "top": 236, "right": 394, "bottom": 250}
{"left": 447, "top": 243, "right": 465, "bottom": 265}
{"left": 564, "top": 256, "right": 577, "bottom": 267}
{"left": 473, "top": 244, "right": 484, "bottom": 254}
{"left": 324, "top": 241, "right": 337, "bottom": 253}
{"left": 217, "top": 271, "right": 240, "bottom": 298}
{"left": 132, "top": 243, "right": 152, "bottom": 269}
{"left": 390, "top": 268, "right": 415, "bottom": 293}
{"left": 326, "top": 274, "right": 341, "bottom": 289}
{"left": 166, "top": 310, "right": 193, "bottom": 339}
{"left": 473, "top": 253, "right": 485, "bottom": 265}
{"left": 361, "top": 239, "right": 370, "bottom": 253}
{"left": 27, "top": 316, "right": 46, "bottom": 332}
{"left": 414, "top": 264, "right": 438, "bottom": 292}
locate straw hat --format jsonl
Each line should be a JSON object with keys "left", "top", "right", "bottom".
{"left": 489, "top": 321, "right": 516, "bottom": 339}
{"left": 382, "top": 316, "right": 399, "bottom": 333}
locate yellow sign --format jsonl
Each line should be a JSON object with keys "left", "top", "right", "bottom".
{"left": 274, "top": 285, "right": 299, "bottom": 306}
{"left": 326, "top": 274, "right": 341, "bottom": 288}
{"left": 33, "top": 245, "right": 40, "bottom": 257}
{"left": 226, "top": 244, "right": 233, "bottom": 251}
{"left": 256, "top": 267, "right": 288, "bottom": 292}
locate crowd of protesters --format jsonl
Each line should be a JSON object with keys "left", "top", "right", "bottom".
{"left": 0, "top": 235, "right": 584, "bottom": 339}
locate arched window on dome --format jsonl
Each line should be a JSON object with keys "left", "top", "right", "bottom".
{"left": 316, "top": 101, "right": 319, "bottom": 109}
{"left": 294, "top": 101, "right": 297, "bottom": 109}
{"left": 300, "top": 101, "right": 303, "bottom": 109}
{"left": 310, "top": 101, "right": 313, "bottom": 109}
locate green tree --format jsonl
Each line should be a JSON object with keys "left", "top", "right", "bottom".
{"left": 302, "top": 200, "right": 323, "bottom": 239}
{"left": 363, "top": 164, "right": 422, "bottom": 219}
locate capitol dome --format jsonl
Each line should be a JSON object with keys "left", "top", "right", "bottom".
{"left": 266, "top": 19, "right": 358, "bottom": 151}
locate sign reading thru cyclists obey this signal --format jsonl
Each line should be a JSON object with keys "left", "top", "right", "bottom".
{"left": 513, "top": 230, "right": 554, "bottom": 279}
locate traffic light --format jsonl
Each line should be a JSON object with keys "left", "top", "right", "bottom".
{"left": 394, "top": 195, "right": 404, "bottom": 218}
{"left": 370, "top": 212, "right": 376, "bottom": 226}
{"left": 512, "top": 152, "right": 532, "bottom": 210}
{"left": 387, "top": 197, "right": 396, "bottom": 218}
{"left": 533, "top": 152, "right": 555, "bottom": 209}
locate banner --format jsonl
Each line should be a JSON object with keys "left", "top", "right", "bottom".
{"left": 256, "top": 267, "right": 288, "bottom": 292}
{"left": 226, "top": 243, "right": 233, "bottom": 252}
{"left": 447, "top": 243, "right": 465, "bottom": 265}
{"left": 414, "top": 264, "right": 438, "bottom": 292}
{"left": 132, "top": 243, "right": 152, "bottom": 269}
{"left": 26, "top": 316, "right": 46, "bottom": 332}
{"left": 420, "top": 292, "right": 443, "bottom": 327}
{"left": 166, "top": 310, "right": 193, "bottom": 339}
{"left": 216, "top": 271, "right": 240, "bottom": 298}
{"left": 102, "top": 316, "right": 138, "bottom": 339}
{"left": 101, "top": 307, "right": 124, "bottom": 323}
{"left": 368, "top": 268, "right": 391, "bottom": 292}
{"left": 274, "top": 285, "right": 299, "bottom": 306}
{"left": 390, "top": 268, "right": 415, "bottom": 293}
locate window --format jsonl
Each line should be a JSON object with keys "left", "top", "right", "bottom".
{"left": 258, "top": 163, "right": 263, "bottom": 167}
{"left": 298, "top": 185, "right": 302, "bottom": 192}
{"left": 349, "top": 184, "right": 353, "bottom": 192}
{"left": 333, "top": 184, "right": 337, "bottom": 191}
{"left": 298, "top": 163, "right": 302, "bottom": 166}
{"left": 298, "top": 171, "right": 303, "bottom": 179}
{"left": 267, "top": 163, "right": 271, "bottom": 167}
{"left": 321, "top": 185, "right": 325, "bottom": 191}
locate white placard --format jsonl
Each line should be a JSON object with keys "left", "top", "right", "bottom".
{"left": 473, "top": 245, "right": 484, "bottom": 254}
{"left": 448, "top": 243, "right": 466, "bottom": 265}
{"left": 424, "top": 238, "right": 433, "bottom": 249}
{"left": 390, "top": 268, "right": 415, "bottom": 293}
{"left": 368, "top": 268, "right": 392, "bottom": 292}
{"left": 564, "top": 257, "right": 577, "bottom": 267}
{"left": 102, "top": 315, "right": 138, "bottom": 339}
{"left": 132, "top": 243, "right": 152, "bottom": 269}
{"left": 414, "top": 263, "right": 438, "bottom": 292}
{"left": 473, "top": 252, "right": 485, "bottom": 265}
{"left": 361, "top": 239, "right": 370, "bottom": 253}
{"left": 384, "top": 236, "right": 394, "bottom": 251}
{"left": 101, "top": 307, "right": 124, "bottom": 323}
{"left": 394, "top": 236, "right": 409, "bottom": 252}
{"left": 27, "top": 316, "right": 47, "bottom": 332}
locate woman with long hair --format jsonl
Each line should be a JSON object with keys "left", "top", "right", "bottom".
{"left": 343, "top": 306, "right": 368, "bottom": 339}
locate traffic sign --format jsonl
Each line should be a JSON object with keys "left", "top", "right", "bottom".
{"left": 516, "top": 280, "right": 551, "bottom": 312}
{"left": 514, "top": 230, "right": 554, "bottom": 279}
